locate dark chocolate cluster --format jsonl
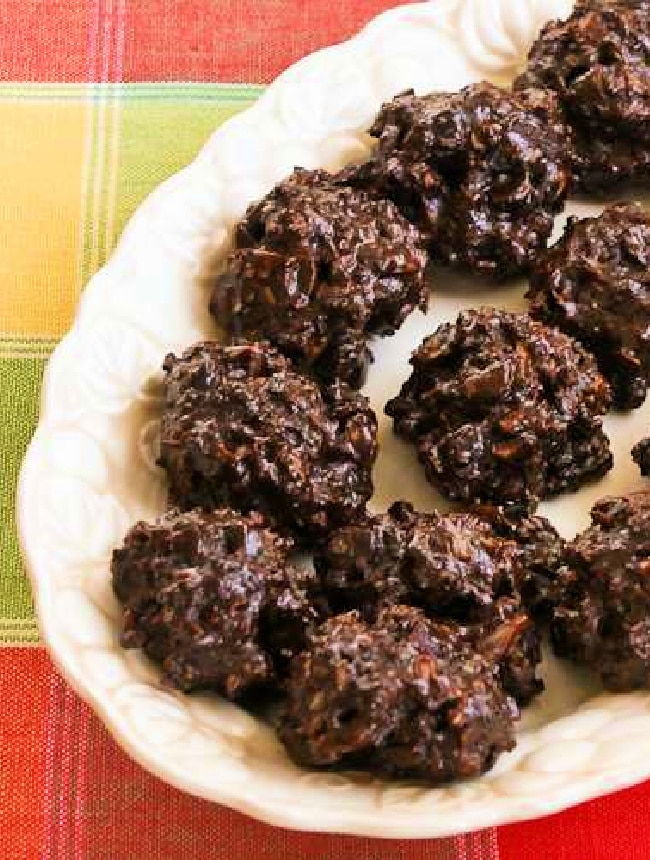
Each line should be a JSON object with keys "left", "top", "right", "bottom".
{"left": 279, "top": 605, "right": 518, "bottom": 782}
{"left": 386, "top": 308, "right": 612, "bottom": 508}
{"left": 112, "top": 508, "right": 322, "bottom": 698}
{"left": 633, "top": 436, "right": 650, "bottom": 476}
{"left": 315, "top": 501, "right": 564, "bottom": 704}
{"left": 528, "top": 203, "right": 650, "bottom": 410}
{"left": 515, "top": 0, "right": 650, "bottom": 191}
{"left": 346, "top": 82, "right": 571, "bottom": 279}
{"left": 210, "top": 168, "right": 428, "bottom": 388}
{"left": 552, "top": 494, "right": 650, "bottom": 691}
{"left": 159, "top": 341, "right": 377, "bottom": 541}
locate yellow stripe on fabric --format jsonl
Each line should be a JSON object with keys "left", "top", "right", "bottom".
{"left": 0, "top": 99, "right": 86, "bottom": 337}
{"left": 0, "top": 84, "right": 263, "bottom": 339}
{"left": 1, "top": 83, "right": 263, "bottom": 644}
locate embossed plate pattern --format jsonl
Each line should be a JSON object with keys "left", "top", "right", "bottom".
{"left": 18, "top": 0, "right": 650, "bottom": 837}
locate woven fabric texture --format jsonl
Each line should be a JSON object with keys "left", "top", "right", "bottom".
{"left": 3, "top": 3, "right": 650, "bottom": 858}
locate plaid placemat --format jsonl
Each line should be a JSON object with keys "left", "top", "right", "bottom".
{"left": 4, "top": 3, "right": 650, "bottom": 858}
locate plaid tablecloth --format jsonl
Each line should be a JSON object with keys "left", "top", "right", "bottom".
{"left": 3, "top": 2, "right": 650, "bottom": 858}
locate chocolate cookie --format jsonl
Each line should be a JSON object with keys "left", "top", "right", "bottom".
{"left": 210, "top": 168, "right": 428, "bottom": 388}
{"left": 385, "top": 308, "right": 612, "bottom": 508}
{"left": 633, "top": 436, "right": 650, "bottom": 476}
{"left": 279, "top": 605, "right": 518, "bottom": 782}
{"left": 159, "top": 341, "right": 377, "bottom": 541}
{"left": 528, "top": 203, "right": 650, "bottom": 409}
{"left": 515, "top": 0, "right": 650, "bottom": 190}
{"left": 552, "top": 493, "right": 650, "bottom": 691}
{"left": 345, "top": 82, "right": 571, "bottom": 278}
{"left": 112, "top": 508, "right": 322, "bottom": 698}
{"left": 316, "top": 501, "right": 562, "bottom": 703}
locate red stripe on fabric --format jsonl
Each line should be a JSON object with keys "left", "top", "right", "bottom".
{"left": 86, "top": 0, "right": 102, "bottom": 83}
{"left": 1, "top": 0, "right": 125, "bottom": 84}
{"left": 480, "top": 827, "right": 500, "bottom": 859}
{"left": 1, "top": 0, "right": 412, "bottom": 83}
{"left": 41, "top": 672, "right": 90, "bottom": 860}
{"left": 57, "top": 685, "right": 76, "bottom": 859}
{"left": 4, "top": 650, "right": 460, "bottom": 858}
{"left": 454, "top": 835, "right": 468, "bottom": 859}
{"left": 74, "top": 699, "right": 90, "bottom": 860}
{"left": 40, "top": 673, "right": 59, "bottom": 860}
{"left": 121, "top": 0, "right": 413, "bottom": 83}
{"left": 451, "top": 830, "right": 499, "bottom": 860}
{"left": 114, "top": 0, "right": 127, "bottom": 85}
{"left": 0, "top": 0, "right": 94, "bottom": 82}
{"left": 83, "top": 713, "right": 462, "bottom": 859}
{"left": 498, "top": 781, "right": 650, "bottom": 860}
{"left": 10, "top": 646, "right": 650, "bottom": 857}
{"left": 0, "top": 648, "right": 50, "bottom": 860}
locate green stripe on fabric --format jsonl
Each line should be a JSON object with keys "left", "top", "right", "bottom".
{"left": 113, "top": 92, "right": 260, "bottom": 243}
{"left": 4, "top": 83, "right": 263, "bottom": 644}
{"left": 1, "top": 355, "right": 50, "bottom": 621}
{"left": 0, "top": 619, "right": 40, "bottom": 645}
{"left": 0, "top": 83, "right": 265, "bottom": 101}
{"left": 80, "top": 83, "right": 262, "bottom": 281}
{"left": 80, "top": 83, "right": 122, "bottom": 284}
{"left": 0, "top": 337, "right": 59, "bottom": 359}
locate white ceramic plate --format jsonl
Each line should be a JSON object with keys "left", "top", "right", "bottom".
{"left": 18, "top": 0, "right": 650, "bottom": 838}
